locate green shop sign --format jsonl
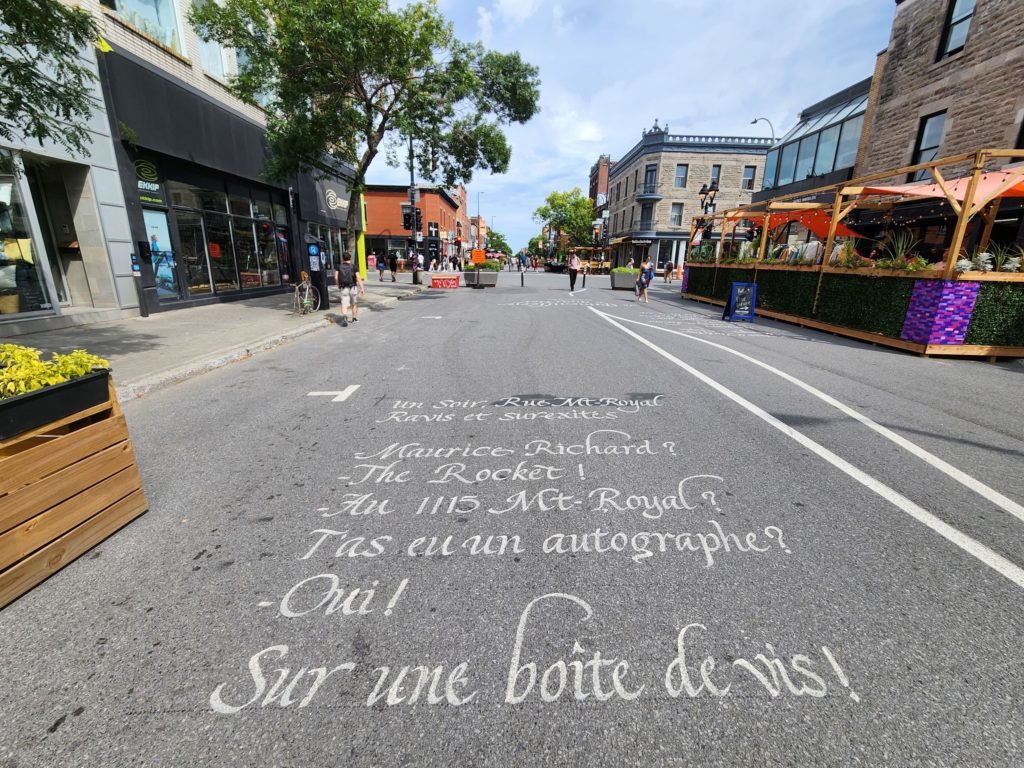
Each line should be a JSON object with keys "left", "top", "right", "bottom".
{"left": 134, "top": 158, "right": 166, "bottom": 206}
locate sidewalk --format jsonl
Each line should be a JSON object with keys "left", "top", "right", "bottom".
{"left": 0, "top": 278, "right": 427, "bottom": 401}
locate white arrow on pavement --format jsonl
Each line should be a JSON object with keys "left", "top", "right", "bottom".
{"left": 307, "top": 385, "right": 360, "bottom": 402}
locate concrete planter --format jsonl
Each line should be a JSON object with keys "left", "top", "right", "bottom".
{"left": 465, "top": 270, "right": 499, "bottom": 288}
{"left": 610, "top": 271, "right": 639, "bottom": 290}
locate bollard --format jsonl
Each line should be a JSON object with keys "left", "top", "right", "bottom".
{"left": 520, "top": 271, "right": 524, "bottom": 287}
{"left": 582, "top": 271, "right": 587, "bottom": 289}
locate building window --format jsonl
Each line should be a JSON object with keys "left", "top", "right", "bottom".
{"left": 762, "top": 150, "right": 779, "bottom": 189}
{"left": 794, "top": 135, "right": 818, "bottom": 183}
{"left": 100, "top": 0, "right": 181, "bottom": 52}
{"left": 834, "top": 114, "right": 864, "bottom": 171}
{"left": 643, "top": 164, "right": 657, "bottom": 193}
{"left": 670, "top": 203, "right": 683, "bottom": 226}
{"left": 813, "top": 124, "right": 841, "bottom": 176}
{"left": 674, "top": 164, "right": 688, "bottom": 188}
{"left": 938, "top": 0, "right": 975, "bottom": 59}
{"left": 1016, "top": 120, "right": 1024, "bottom": 149}
{"left": 741, "top": 166, "right": 756, "bottom": 191}
{"left": 777, "top": 143, "right": 798, "bottom": 187}
{"left": 710, "top": 165, "right": 721, "bottom": 185}
{"left": 909, "top": 112, "right": 947, "bottom": 181}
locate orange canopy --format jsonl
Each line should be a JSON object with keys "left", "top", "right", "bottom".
{"left": 727, "top": 209, "right": 861, "bottom": 239}
{"left": 859, "top": 169, "right": 1024, "bottom": 201}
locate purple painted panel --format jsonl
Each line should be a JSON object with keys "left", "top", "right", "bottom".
{"left": 901, "top": 280, "right": 980, "bottom": 345}
{"left": 682, "top": 266, "right": 690, "bottom": 293}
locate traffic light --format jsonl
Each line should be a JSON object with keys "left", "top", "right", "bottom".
{"left": 402, "top": 207, "right": 412, "bottom": 230}
{"left": 414, "top": 208, "right": 423, "bottom": 231}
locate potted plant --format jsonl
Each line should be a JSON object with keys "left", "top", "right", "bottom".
{"left": 0, "top": 344, "right": 147, "bottom": 608}
{"left": 610, "top": 267, "right": 640, "bottom": 290}
{"left": 464, "top": 259, "right": 501, "bottom": 288}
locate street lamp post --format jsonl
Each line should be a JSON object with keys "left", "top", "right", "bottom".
{"left": 476, "top": 191, "right": 484, "bottom": 248}
{"left": 695, "top": 180, "right": 719, "bottom": 259}
{"left": 750, "top": 117, "right": 776, "bottom": 144}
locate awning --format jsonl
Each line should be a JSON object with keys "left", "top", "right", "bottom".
{"left": 609, "top": 237, "right": 627, "bottom": 245}
{"left": 858, "top": 168, "right": 1024, "bottom": 201}
{"left": 727, "top": 209, "right": 861, "bottom": 239}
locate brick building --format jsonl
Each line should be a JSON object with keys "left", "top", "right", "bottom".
{"left": 589, "top": 155, "right": 614, "bottom": 245}
{"left": 364, "top": 185, "right": 465, "bottom": 268}
{"left": 606, "top": 122, "right": 770, "bottom": 267}
{"left": 859, "top": 0, "right": 1024, "bottom": 177}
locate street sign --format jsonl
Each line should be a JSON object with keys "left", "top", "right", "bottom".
{"left": 471, "top": 249, "right": 486, "bottom": 264}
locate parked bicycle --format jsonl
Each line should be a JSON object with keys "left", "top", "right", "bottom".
{"left": 293, "top": 271, "right": 320, "bottom": 314}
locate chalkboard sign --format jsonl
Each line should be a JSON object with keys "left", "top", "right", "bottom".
{"left": 722, "top": 282, "right": 757, "bottom": 322}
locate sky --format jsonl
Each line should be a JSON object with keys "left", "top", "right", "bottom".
{"left": 368, "top": 0, "right": 896, "bottom": 251}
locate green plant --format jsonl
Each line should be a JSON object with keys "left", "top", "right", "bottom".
{"left": 611, "top": 267, "right": 639, "bottom": 274}
{"left": 988, "top": 242, "right": 1023, "bottom": 272}
{"left": 957, "top": 247, "right": 994, "bottom": 272}
{"left": 0, "top": 344, "right": 108, "bottom": 399}
{"left": 884, "top": 229, "right": 919, "bottom": 262}
{"left": 464, "top": 259, "right": 501, "bottom": 271}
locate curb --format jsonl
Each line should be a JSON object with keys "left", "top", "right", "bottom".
{"left": 115, "top": 317, "right": 330, "bottom": 402}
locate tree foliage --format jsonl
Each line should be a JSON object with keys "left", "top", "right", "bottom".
{"left": 487, "top": 229, "right": 511, "bottom": 255}
{"left": 0, "top": 0, "right": 99, "bottom": 158}
{"left": 532, "top": 188, "right": 594, "bottom": 248}
{"left": 190, "top": 0, "right": 541, "bottom": 242}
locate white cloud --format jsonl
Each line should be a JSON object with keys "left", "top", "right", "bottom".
{"left": 367, "top": 0, "right": 895, "bottom": 250}
{"left": 476, "top": 6, "right": 493, "bottom": 44}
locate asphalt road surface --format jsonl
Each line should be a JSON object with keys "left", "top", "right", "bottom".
{"left": 3, "top": 272, "right": 1023, "bottom": 766}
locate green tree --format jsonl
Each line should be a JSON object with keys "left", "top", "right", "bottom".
{"left": 532, "top": 188, "right": 593, "bottom": 250}
{"left": 0, "top": 0, "right": 99, "bottom": 159}
{"left": 191, "top": 0, "right": 541, "bottom": 247}
{"left": 487, "top": 229, "right": 511, "bottom": 255}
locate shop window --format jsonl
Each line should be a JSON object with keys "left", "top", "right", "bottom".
{"left": 938, "top": 0, "right": 975, "bottom": 59}
{"left": 674, "top": 164, "right": 688, "bottom": 188}
{"left": 0, "top": 171, "right": 54, "bottom": 315}
{"left": 255, "top": 220, "right": 282, "bottom": 286}
{"left": 100, "top": 0, "right": 181, "bottom": 53}
{"left": 174, "top": 209, "right": 213, "bottom": 296}
{"left": 742, "top": 166, "right": 756, "bottom": 191}
{"left": 202, "top": 212, "right": 239, "bottom": 292}
{"left": 909, "top": 112, "right": 946, "bottom": 181}
{"left": 168, "top": 180, "right": 226, "bottom": 212}
{"left": 228, "top": 193, "right": 253, "bottom": 217}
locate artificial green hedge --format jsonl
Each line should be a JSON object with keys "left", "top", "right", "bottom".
{"left": 964, "top": 283, "right": 1024, "bottom": 346}
{"left": 685, "top": 265, "right": 716, "bottom": 298}
{"left": 710, "top": 268, "right": 755, "bottom": 302}
{"left": 814, "top": 274, "right": 914, "bottom": 337}
{"left": 755, "top": 270, "right": 820, "bottom": 317}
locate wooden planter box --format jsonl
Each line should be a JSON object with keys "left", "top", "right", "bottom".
{"left": 0, "top": 374, "right": 147, "bottom": 608}
{"left": 464, "top": 270, "right": 499, "bottom": 288}
{"left": 610, "top": 271, "right": 639, "bottom": 290}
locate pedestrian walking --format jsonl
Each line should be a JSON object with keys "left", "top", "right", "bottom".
{"left": 335, "top": 251, "right": 365, "bottom": 327}
{"left": 638, "top": 255, "right": 654, "bottom": 303}
{"left": 376, "top": 251, "right": 386, "bottom": 281}
{"left": 388, "top": 252, "right": 398, "bottom": 282}
{"left": 663, "top": 260, "right": 674, "bottom": 283}
{"left": 568, "top": 251, "right": 581, "bottom": 293}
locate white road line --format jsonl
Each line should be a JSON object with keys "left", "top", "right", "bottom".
{"left": 307, "top": 385, "right": 360, "bottom": 402}
{"left": 589, "top": 307, "right": 1024, "bottom": 590}
{"left": 421, "top": 316, "right": 443, "bottom": 319}
{"left": 600, "top": 311, "right": 1024, "bottom": 526}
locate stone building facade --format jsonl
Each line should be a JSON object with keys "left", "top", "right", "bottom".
{"left": 606, "top": 124, "right": 770, "bottom": 267}
{"left": 859, "top": 0, "right": 1024, "bottom": 177}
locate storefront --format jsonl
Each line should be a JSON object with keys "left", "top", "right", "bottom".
{"left": 98, "top": 47, "right": 354, "bottom": 314}
{"left": 1, "top": 44, "right": 137, "bottom": 329}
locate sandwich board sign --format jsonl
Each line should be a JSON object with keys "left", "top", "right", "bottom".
{"left": 723, "top": 282, "right": 756, "bottom": 322}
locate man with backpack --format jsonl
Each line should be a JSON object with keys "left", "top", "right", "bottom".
{"left": 335, "top": 251, "right": 365, "bottom": 327}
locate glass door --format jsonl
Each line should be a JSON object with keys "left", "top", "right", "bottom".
{"left": 174, "top": 209, "right": 213, "bottom": 296}
{"left": 203, "top": 211, "right": 239, "bottom": 292}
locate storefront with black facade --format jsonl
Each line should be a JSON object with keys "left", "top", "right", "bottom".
{"left": 98, "top": 45, "right": 355, "bottom": 315}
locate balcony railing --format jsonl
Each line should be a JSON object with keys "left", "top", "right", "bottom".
{"left": 634, "top": 183, "right": 662, "bottom": 200}
{"left": 631, "top": 219, "right": 659, "bottom": 233}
